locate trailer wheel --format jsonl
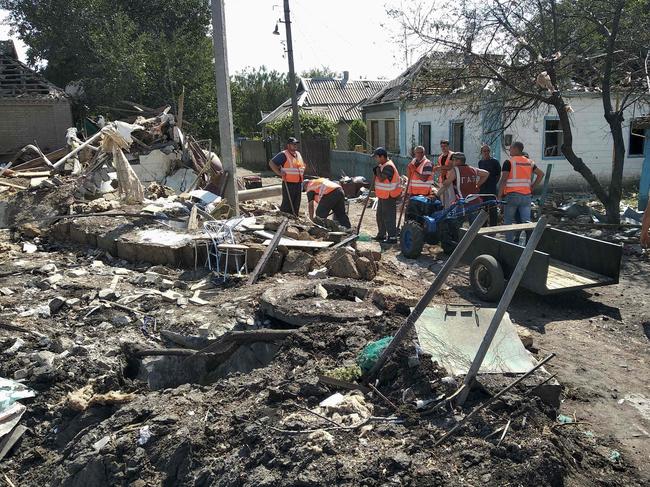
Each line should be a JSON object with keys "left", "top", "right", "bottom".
{"left": 470, "top": 255, "right": 506, "bottom": 302}
{"left": 401, "top": 221, "right": 425, "bottom": 259}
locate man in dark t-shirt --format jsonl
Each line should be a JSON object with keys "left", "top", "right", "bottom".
{"left": 478, "top": 144, "right": 501, "bottom": 226}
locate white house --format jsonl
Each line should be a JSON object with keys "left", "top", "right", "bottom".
{"left": 362, "top": 55, "right": 650, "bottom": 190}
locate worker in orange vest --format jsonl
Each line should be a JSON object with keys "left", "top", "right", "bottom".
{"left": 434, "top": 139, "right": 455, "bottom": 207}
{"left": 303, "top": 177, "right": 351, "bottom": 228}
{"left": 406, "top": 145, "right": 434, "bottom": 196}
{"left": 269, "top": 137, "right": 306, "bottom": 216}
{"left": 497, "top": 141, "right": 545, "bottom": 244}
{"left": 372, "top": 147, "right": 401, "bottom": 243}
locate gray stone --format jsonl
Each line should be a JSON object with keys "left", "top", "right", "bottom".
{"left": 67, "top": 268, "right": 88, "bottom": 278}
{"left": 160, "top": 279, "right": 175, "bottom": 290}
{"left": 112, "top": 314, "right": 132, "bottom": 327}
{"left": 31, "top": 350, "right": 56, "bottom": 367}
{"left": 46, "top": 274, "right": 64, "bottom": 286}
{"left": 308, "top": 267, "right": 328, "bottom": 279}
{"left": 161, "top": 290, "right": 182, "bottom": 303}
{"left": 66, "top": 298, "right": 81, "bottom": 307}
{"left": 326, "top": 248, "right": 360, "bottom": 279}
{"left": 281, "top": 250, "right": 314, "bottom": 274}
{"left": 38, "top": 263, "right": 58, "bottom": 274}
{"left": 48, "top": 296, "right": 67, "bottom": 314}
{"left": 14, "top": 368, "right": 31, "bottom": 380}
{"left": 98, "top": 288, "right": 119, "bottom": 300}
{"left": 52, "top": 336, "right": 75, "bottom": 353}
{"left": 356, "top": 241, "right": 382, "bottom": 261}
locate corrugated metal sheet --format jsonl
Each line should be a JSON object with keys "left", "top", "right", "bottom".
{"left": 259, "top": 77, "right": 388, "bottom": 125}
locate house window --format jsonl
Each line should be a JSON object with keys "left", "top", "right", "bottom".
{"left": 385, "top": 120, "right": 397, "bottom": 152}
{"left": 543, "top": 118, "right": 564, "bottom": 157}
{"left": 450, "top": 121, "right": 464, "bottom": 152}
{"left": 629, "top": 124, "right": 645, "bottom": 156}
{"left": 504, "top": 134, "right": 513, "bottom": 147}
{"left": 419, "top": 123, "right": 431, "bottom": 155}
{"left": 370, "top": 120, "right": 379, "bottom": 149}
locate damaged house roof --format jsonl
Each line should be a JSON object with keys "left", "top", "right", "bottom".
{"left": 259, "top": 75, "right": 387, "bottom": 125}
{"left": 0, "top": 40, "right": 67, "bottom": 100}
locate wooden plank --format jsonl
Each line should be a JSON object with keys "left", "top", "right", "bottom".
{"left": 254, "top": 229, "right": 295, "bottom": 240}
{"left": 247, "top": 218, "right": 289, "bottom": 285}
{"left": 477, "top": 223, "right": 538, "bottom": 235}
{"left": 263, "top": 238, "right": 333, "bottom": 249}
{"left": 0, "top": 180, "right": 27, "bottom": 190}
{"left": 546, "top": 258, "right": 612, "bottom": 290}
{"left": 331, "top": 234, "right": 358, "bottom": 249}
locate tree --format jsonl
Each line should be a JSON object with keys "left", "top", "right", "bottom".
{"left": 1, "top": 0, "right": 218, "bottom": 139}
{"left": 300, "top": 66, "right": 340, "bottom": 78}
{"left": 230, "top": 67, "right": 289, "bottom": 137}
{"left": 347, "top": 120, "right": 367, "bottom": 150}
{"left": 390, "top": 0, "right": 650, "bottom": 222}
{"left": 266, "top": 112, "right": 337, "bottom": 144}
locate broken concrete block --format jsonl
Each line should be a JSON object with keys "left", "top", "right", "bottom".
{"left": 282, "top": 250, "right": 314, "bottom": 274}
{"left": 0, "top": 287, "right": 14, "bottom": 296}
{"left": 22, "top": 242, "right": 37, "bottom": 253}
{"left": 177, "top": 297, "right": 189, "bottom": 306}
{"left": 284, "top": 227, "right": 301, "bottom": 240}
{"left": 98, "top": 288, "right": 119, "bottom": 300}
{"left": 161, "top": 290, "right": 183, "bottom": 303}
{"left": 66, "top": 298, "right": 81, "bottom": 307}
{"left": 326, "top": 248, "right": 360, "bottom": 280}
{"left": 38, "top": 263, "right": 58, "bottom": 274}
{"left": 14, "top": 368, "right": 31, "bottom": 380}
{"left": 355, "top": 256, "right": 377, "bottom": 281}
{"left": 113, "top": 268, "right": 130, "bottom": 275}
{"left": 48, "top": 296, "right": 67, "bottom": 314}
{"left": 91, "top": 260, "right": 105, "bottom": 268}
{"left": 31, "top": 350, "right": 57, "bottom": 368}
{"left": 46, "top": 274, "right": 64, "bottom": 286}
{"left": 52, "top": 336, "right": 75, "bottom": 353}
{"left": 246, "top": 243, "right": 284, "bottom": 276}
{"left": 356, "top": 242, "right": 382, "bottom": 262}
{"left": 160, "top": 279, "right": 175, "bottom": 290}
{"left": 189, "top": 292, "right": 209, "bottom": 306}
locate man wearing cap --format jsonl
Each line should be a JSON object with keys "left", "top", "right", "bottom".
{"left": 269, "top": 137, "right": 306, "bottom": 216}
{"left": 303, "top": 177, "right": 351, "bottom": 228}
{"left": 372, "top": 147, "right": 401, "bottom": 243}
{"left": 434, "top": 139, "right": 455, "bottom": 207}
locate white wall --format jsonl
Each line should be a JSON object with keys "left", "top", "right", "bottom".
{"left": 403, "top": 95, "right": 649, "bottom": 189}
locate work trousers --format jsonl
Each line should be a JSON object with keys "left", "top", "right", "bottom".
{"left": 376, "top": 196, "right": 398, "bottom": 238}
{"left": 483, "top": 195, "right": 499, "bottom": 227}
{"left": 504, "top": 192, "right": 532, "bottom": 244}
{"left": 316, "top": 189, "right": 351, "bottom": 228}
{"left": 280, "top": 181, "right": 302, "bottom": 216}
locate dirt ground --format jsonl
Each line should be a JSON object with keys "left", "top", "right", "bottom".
{"left": 0, "top": 173, "right": 649, "bottom": 486}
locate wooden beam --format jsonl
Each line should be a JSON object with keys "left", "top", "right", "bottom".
{"left": 247, "top": 218, "right": 288, "bottom": 284}
{"left": 238, "top": 185, "right": 283, "bottom": 201}
{"left": 262, "top": 238, "right": 332, "bottom": 249}
{"left": 331, "top": 234, "right": 358, "bottom": 249}
{"left": 477, "top": 223, "right": 538, "bottom": 235}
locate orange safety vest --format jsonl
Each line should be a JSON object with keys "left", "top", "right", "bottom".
{"left": 437, "top": 151, "right": 454, "bottom": 183}
{"left": 504, "top": 155, "right": 534, "bottom": 195}
{"left": 407, "top": 157, "right": 434, "bottom": 195}
{"left": 374, "top": 160, "right": 401, "bottom": 199}
{"left": 281, "top": 150, "right": 306, "bottom": 183}
{"left": 306, "top": 178, "right": 340, "bottom": 204}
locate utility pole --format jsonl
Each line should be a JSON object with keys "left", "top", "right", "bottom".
{"left": 211, "top": 0, "right": 239, "bottom": 215}
{"left": 283, "top": 0, "right": 301, "bottom": 139}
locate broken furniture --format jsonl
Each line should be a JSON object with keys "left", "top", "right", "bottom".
{"left": 214, "top": 243, "right": 249, "bottom": 281}
{"left": 203, "top": 217, "right": 245, "bottom": 271}
{"left": 462, "top": 225, "right": 623, "bottom": 301}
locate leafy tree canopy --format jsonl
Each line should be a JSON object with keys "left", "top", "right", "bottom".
{"left": 267, "top": 112, "right": 337, "bottom": 144}
{"left": 300, "top": 66, "right": 340, "bottom": 78}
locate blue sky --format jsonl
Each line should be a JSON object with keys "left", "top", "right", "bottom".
{"left": 1, "top": 1, "right": 413, "bottom": 81}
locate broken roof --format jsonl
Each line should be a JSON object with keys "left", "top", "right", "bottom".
{"left": 0, "top": 40, "right": 68, "bottom": 100}
{"left": 259, "top": 76, "right": 387, "bottom": 125}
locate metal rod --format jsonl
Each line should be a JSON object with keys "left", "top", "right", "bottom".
{"left": 355, "top": 178, "right": 375, "bottom": 235}
{"left": 397, "top": 176, "right": 412, "bottom": 230}
{"left": 433, "top": 353, "right": 555, "bottom": 447}
{"left": 456, "top": 216, "right": 548, "bottom": 405}
{"left": 362, "top": 210, "right": 489, "bottom": 383}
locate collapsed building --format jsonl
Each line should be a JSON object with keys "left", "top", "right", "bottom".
{"left": 0, "top": 102, "right": 648, "bottom": 486}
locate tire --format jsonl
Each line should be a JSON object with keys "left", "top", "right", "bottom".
{"left": 470, "top": 255, "right": 506, "bottom": 302}
{"left": 400, "top": 221, "right": 425, "bottom": 259}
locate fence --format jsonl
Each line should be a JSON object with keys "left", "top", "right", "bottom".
{"left": 330, "top": 150, "right": 412, "bottom": 181}
{"left": 240, "top": 137, "right": 331, "bottom": 176}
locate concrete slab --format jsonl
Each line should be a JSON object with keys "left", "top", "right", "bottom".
{"left": 415, "top": 305, "right": 537, "bottom": 375}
